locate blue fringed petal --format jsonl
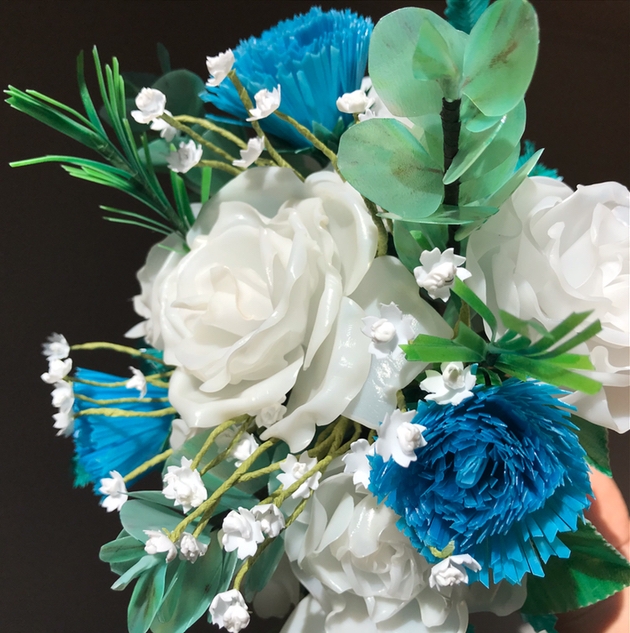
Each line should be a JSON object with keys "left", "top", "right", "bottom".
{"left": 368, "top": 380, "right": 592, "bottom": 586}
{"left": 203, "top": 7, "right": 373, "bottom": 147}
{"left": 72, "top": 368, "right": 174, "bottom": 490}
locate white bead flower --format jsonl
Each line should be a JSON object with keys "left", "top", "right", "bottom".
{"left": 247, "top": 86, "right": 281, "bottom": 121}
{"left": 374, "top": 409, "right": 426, "bottom": 468}
{"left": 341, "top": 438, "right": 374, "bottom": 490}
{"left": 51, "top": 380, "right": 74, "bottom": 413}
{"left": 251, "top": 503, "right": 285, "bottom": 538}
{"left": 130, "top": 88, "right": 167, "bottom": 124}
{"left": 162, "top": 457, "right": 208, "bottom": 513}
{"left": 41, "top": 358, "right": 73, "bottom": 384}
{"left": 42, "top": 333, "right": 70, "bottom": 360}
{"left": 254, "top": 402, "right": 287, "bottom": 429}
{"left": 209, "top": 590, "right": 250, "bottom": 633}
{"left": 99, "top": 471, "right": 128, "bottom": 512}
{"left": 361, "top": 302, "right": 414, "bottom": 359}
{"left": 232, "top": 136, "right": 265, "bottom": 169}
{"left": 414, "top": 247, "right": 471, "bottom": 301}
{"left": 53, "top": 411, "right": 74, "bottom": 437}
{"left": 429, "top": 554, "right": 482, "bottom": 597}
{"left": 277, "top": 453, "right": 321, "bottom": 499}
{"left": 126, "top": 367, "right": 147, "bottom": 398}
{"left": 206, "top": 49, "right": 235, "bottom": 87}
{"left": 143, "top": 530, "right": 178, "bottom": 563}
{"left": 166, "top": 139, "right": 203, "bottom": 174}
{"left": 178, "top": 533, "right": 208, "bottom": 563}
{"left": 221, "top": 507, "right": 264, "bottom": 559}
{"left": 150, "top": 115, "right": 177, "bottom": 142}
{"left": 336, "top": 89, "right": 374, "bottom": 115}
{"left": 217, "top": 428, "right": 259, "bottom": 467}
{"left": 421, "top": 362, "right": 477, "bottom": 406}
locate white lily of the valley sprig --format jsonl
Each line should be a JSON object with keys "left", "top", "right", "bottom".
{"left": 421, "top": 362, "right": 477, "bottom": 406}
{"left": 144, "top": 530, "right": 178, "bottom": 563}
{"left": 251, "top": 503, "right": 285, "bottom": 538}
{"left": 277, "top": 453, "right": 321, "bottom": 499}
{"left": 374, "top": 408, "right": 426, "bottom": 468}
{"left": 126, "top": 367, "right": 147, "bottom": 398}
{"left": 232, "top": 136, "right": 265, "bottom": 168}
{"left": 178, "top": 533, "right": 208, "bottom": 563}
{"left": 166, "top": 139, "right": 203, "bottom": 174}
{"left": 247, "top": 86, "right": 281, "bottom": 121}
{"left": 150, "top": 116, "right": 177, "bottom": 142}
{"left": 206, "top": 49, "right": 235, "bottom": 87}
{"left": 429, "top": 554, "right": 482, "bottom": 597}
{"left": 414, "top": 247, "right": 471, "bottom": 301}
{"left": 361, "top": 301, "right": 414, "bottom": 359}
{"left": 42, "top": 333, "right": 70, "bottom": 360}
{"left": 51, "top": 380, "right": 74, "bottom": 413}
{"left": 341, "top": 438, "right": 375, "bottom": 490}
{"left": 162, "top": 456, "right": 208, "bottom": 513}
{"left": 216, "top": 428, "right": 259, "bottom": 467}
{"left": 209, "top": 589, "right": 250, "bottom": 633}
{"left": 336, "top": 89, "right": 374, "bottom": 115}
{"left": 221, "top": 507, "right": 264, "bottom": 559}
{"left": 53, "top": 411, "right": 74, "bottom": 437}
{"left": 253, "top": 402, "right": 286, "bottom": 428}
{"left": 41, "top": 357, "right": 72, "bottom": 384}
{"left": 99, "top": 470, "right": 128, "bottom": 512}
{"left": 130, "top": 88, "right": 167, "bottom": 124}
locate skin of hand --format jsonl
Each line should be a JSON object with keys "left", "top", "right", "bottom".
{"left": 556, "top": 468, "right": 630, "bottom": 633}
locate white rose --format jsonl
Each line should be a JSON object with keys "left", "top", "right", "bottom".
{"left": 466, "top": 177, "right": 630, "bottom": 432}
{"left": 135, "top": 167, "right": 450, "bottom": 451}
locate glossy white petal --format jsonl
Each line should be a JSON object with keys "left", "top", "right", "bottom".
{"left": 233, "top": 136, "right": 265, "bottom": 168}
{"left": 206, "top": 49, "right": 235, "bottom": 87}
{"left": 247, "top": 86, "right": 281, "bottom": 121}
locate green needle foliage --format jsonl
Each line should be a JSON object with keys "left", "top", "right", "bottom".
{"left": 6, "top": 47, "right": 193, "bottom": 238}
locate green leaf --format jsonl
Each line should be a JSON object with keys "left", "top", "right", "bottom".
{"left": 445, "top": 0, "right": 490, "bottom": 34}
{"left": 157, "top": 43, "right": 172, "bottom": 75}
{"left": 403, "top": 335, "right": 485, "bottom": 363}
{"left": 451, "top": 277, "right": 498, "bottom": 336}
{"left": 112, "top": 555, "right": 161, "bottom": 591}
{"left": 76, "top": 50, "right": 107, "bottom": 135}
{"left": 411, "top": 204, "right": 498, "bottom": 225}
{"left": 521, "top": 613, "right": 558, "bottom": 633}
{"left": 170, "top": 171, "right": 195, "bottom": 228}
{"left": 393, "top": 221, "right": 424, "bottom": 272}
{"left": 462, "top": 0, "right": 539, "bottom": 117}
{"left": 243, "top": 536, "right": 285, "bottom": 600}
{"left": 572, "top": 415, "right": 612, "bottom": 477}
{"left": 483, "top": 148, "right": 543, "bottom": 208}
{"left": 100, "top": 535, "right": 146, "bottom": 564}
{"left": 539, "top": 320, "right": 602, "bottom": 359}
{"left": 527, "top": 311, "right": 592, "bottom": 354}
{"left": 151, "top": 69, "right": 205, "bottom": 118}
{"left": 120, "top": 499, "right": 185, "bottom": 543}
{"left": 453, "top": 322, "right": 488, "bottom": 358}
{"left": 128, "top": 560, "right": 167, "bottom": 633}
{"left": 523, "top": 520, "right": 630, "bottom": 614}
{"left": 200, "top": 167, "right": 212, "bottom": 204}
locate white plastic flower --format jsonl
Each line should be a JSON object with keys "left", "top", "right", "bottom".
{"left": 251, "top": 503, "right": 285, "bottom": 538}
{"left": 51, "top": 380, "right": 74, "bottom": 413}
{"left": 247, "top": 86, "right": 281, "bottom": 121}
{"left": 336, "top": 89, "right": 374, "bottom": 115}
{"left": 429, "top": 555, "right": 482, "bottom": 597}
{"left": 254, "top": 402, "right": 286, "bottom": 429}
{"left": 206, "top": 49, "right": 235, "bottom": 87}
{"left": 358, "top": 108, "right": 376, "bottom": 122}
{"left": 233, "top": 136, "right": 265, "bottom": 169}
{"left": 52, "top": 411, "right": 74, "bottom": 437}
{"left": 178, "top": 533, "right": 208, "bottom": 563}
{"left": 374, "top": 409, "right": 426, "bottom": 468}
{"left": 341, "top": 438, "right": 374, "bottom": 490}
{"left": 126, "top": 367, "right": 147, "bottom": 398}
{"left": 99, "top": 471, "right": 128, "bottom": 512}
{"left": 162, "top": 457, "right": 207, "bottom": 513}
{"left": 130, "top": 88, "right": 167, "bottom": 124}
{"left": 166, "top": 139, "right": 203, "bottom": 174}
{"left": 361, "top": 302, "right": 414, "bottom": 359}
{"left": 150, "top": 115, "right": 177, "bottom": 142}
{"left": 209, "top": 590, "right": 250, "bottom": 633}
{"left": 143, "top": 530, "right": 178, "bottom": 563}
{"left": 421, "top": 362, "right": 477, "bottom": 406}
{"left": 221, "top": 507, "right": 264, "bottom": 559}
{"left": 414, "top": 247, "right": 471, "bottom": 301}
{"left": 42, "top": 333, "right": 70, "bottom": 360}
{"left": 41, "top": 358, "right": 72, "bottom": 384}
{"left": 277, "top": 453, "right": 321, "bottom": 499}
{"left": 216, "top": 428, "right": 259, "bottom": 467}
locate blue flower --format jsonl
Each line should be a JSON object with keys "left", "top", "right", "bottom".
{"left": 71, "top": 368, "right": 174, "bottom": 489}
{"left": 368, "top": 380, "right": 592, "bottom": 586}
{"left": 203, "top": 7, "right": 373, "bottom": 148}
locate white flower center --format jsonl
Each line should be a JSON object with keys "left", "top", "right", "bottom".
{"left": 397, "top": 422, "right": 424, "bottom": 453}
{"left": 442, "top": 362, "right": 465, "bottom": 389}
{"left": 292, "top": 462, "right": 309, "bottom": 478}
{"left": 370, "top": 318, "right": 397, "bottom": 343}
{"left": 424, "top": 262, "right": 457, "bottom": 291}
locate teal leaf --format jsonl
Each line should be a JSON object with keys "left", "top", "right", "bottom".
{"left": 451, "top": 277, "right": 498, "bottom": 336}
{"left": 413, "top": 204, "right": 498, "bottom": 225}
{"left": 445, "top": 0, "right": 490, "bottom": 34}
{"left": 572, "top": 415, "right": 612, "bottom": 477}
{"left": 393, "top": 221, "right": 424, "bottom": 272}
{"left": 120, "top": 499, "right": 185, "bottom": 543}
{"left": 128, "top": 561, "right": 167, "bottom": 633}
{"left": 112, "top": 555, "right": 161, "bottom": 591}
{"left": 459, "top": 146, "right": 520, "bottom": 206}
{"left": 100, "top": 534, "right": 146, "bottom": 564}
{"left": 523, "top": 520, "right": 630, "bottom": 614}
{"left": 462, "top": 0, "right": 539, "bottom": 117}
{"left": 482, "top": 148, "right": 543, "bottom": 208}
{"left": 338, "top": 118, "right": 443, "bottom": 221}
{"left": 151, "top": 69, "right": 205, "bottom": 118}
{"left": 243, "top": 536, "right": 286, "bottom": 600}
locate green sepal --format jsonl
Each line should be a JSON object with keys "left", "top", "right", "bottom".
{"left": 128, "top": 560, "right": 167, "bottom": 633}
{"left": 572, "top": 415, "right": 612, "bottom": 477}
{"left": 523, "top": 519, "right": 630, "bottom": 615}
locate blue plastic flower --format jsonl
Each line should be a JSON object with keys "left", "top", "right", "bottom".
{"left": 203, "top": 7, "right": 373, "bottom": 147}
{"left": 368, "top": 380, "right": 592, "bottom": 586}
{"left": 72, "top": 368, "right": 174, "bottom": 489}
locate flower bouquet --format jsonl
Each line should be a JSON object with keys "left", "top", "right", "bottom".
{"left": 8, "top": 1, "right": 629, "bottom": 632}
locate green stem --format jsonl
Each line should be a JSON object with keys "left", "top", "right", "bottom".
{"left": 441, "top": 98, "right": 461, "bottom": 208}
{"left": 362, "top": 197, "right": 389, "bottom": 257}
{"left": 123, "top": 448, "right": 173, "bottom": 482}
{"left": 238, "top": 460, "right": 284, "bottom": 483}
{"left": 70, "top": 342, "right": 167, "bottom": 365}
{"left": 199, "top": 419, "right": 253, "bottom": 476}
{"left": 198, "top": 159, "right": 243, "bottom": 177}
{"left": 190, "top": 416, "right": 248, "bottom": 472}
{"left": 75, "top": 406, "right": 176, "bottom": 418}
{"left": 74, "top": 393, "right": 170, "bottom": 405}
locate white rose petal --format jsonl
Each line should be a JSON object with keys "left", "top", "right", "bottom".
{"left": 99, "top": 471, "right": 128, "bottom": 512}
{"left": 52, "top": 411, "right": 74, "bottom": 437}
{"left": 162, "top": 456, "right": 207, "bottom": 513}
{"left": 41, "top": 358, "right": 72, "bottom": 384}
{"left": 42, "top": 333, "right": 70, "bottom": 360}
{"left": 131, "top": 88, "right": 167, "bottom": 124}
{"left": 126, "top": 367, "right": 147, "bottom": 398}
{"left": 51, "top": 380, "right": 74, "bottom": 413}
{"left": 166, "top": 139, "right": 203, "bottom": 174}
{"left": 221, "top": 507, "right": 264, "bottom": 559}
{"left": 254, "top": 402, "right": 287, "bottom": 428}
{"left": 414, "top": 247, "right": 471, "bottom": 301}
{"left": 336, "top": 89, "right": 374, "bottom": 114}
{"left": 178, "top": 533, "right": 208, "bottom": 563}
{"left": 374, "top": 409, "right": 426, "bottom": 468}
{"left": 251, "top": 503, "right": 285, "bottom": 538}
{"left": 144, "top": 529, "right": 178, "bottom": 563}
{"left": 277, "top": 453, "right": 321, "bottom": 499}
{"left": 206, "top": 49, "right": 235, "bottom": 87}
{"left": 421, "top": 362, "right": 477, "bottom": 406}
{"left": 247, "top": 86, "right": 281, "bottom": 121}
{"left": 210, "top": 590, "right": 250, "bottom": 633}
{"left": 233, "top": 136, "right": 265, "bottom": 169}
{"left": 341, "top": 438, "right": 374, "bottom": 490}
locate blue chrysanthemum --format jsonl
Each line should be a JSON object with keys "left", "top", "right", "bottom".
{"left": 203, "top": 6, "right": 373, "bottom": 147}
{"left": 72, "top": 368, "right": 174, "bottom": 489}
{"left": 368, "top": 380, "right": 592, "bottom": 586}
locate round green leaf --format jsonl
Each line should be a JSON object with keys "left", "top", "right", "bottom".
{"left": 151, "top": 69, "right": 206, "bottom": 117}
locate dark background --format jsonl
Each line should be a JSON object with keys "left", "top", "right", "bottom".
{"left": 1, "top": 1, "right": 628, "bottom": 631}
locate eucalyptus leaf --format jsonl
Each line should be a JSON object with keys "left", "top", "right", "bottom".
{"left": 243, "top": 536, "right": 286, "bottom": 600}
{"left": 120, "top": 499, "right": 186, "bottom": 543}
{"left": 459, "top": 146, "right": 520, "bottom": 205}
{"left": 151, "top": 69, "right": 206, "bottom": 118}
{"left": 128, "top": 561, "right": 167, "bottom": 633}
{"left": 112, "top": 555, "right": 161, "bottom": 591}
{"left": 413, "top": 204, "right": 498, "bottom": 225}
{"left": 482, "top": 148, "right": 543, "bottom": 208}
{"left": 572, "top": 415, "right": 612, "bottom": 477}
{"left": 393, "top": 221, "right": 424, "bottom": 272}
{"left": 100, "top": 535, "right": 146, "bottom": 564}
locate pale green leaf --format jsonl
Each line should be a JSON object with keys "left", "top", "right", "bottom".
{"left": 128, "top": 560, "right": 167, "bottom": 633}
{"left": 572, "top": 415, "right": 612, "bottom": 477}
